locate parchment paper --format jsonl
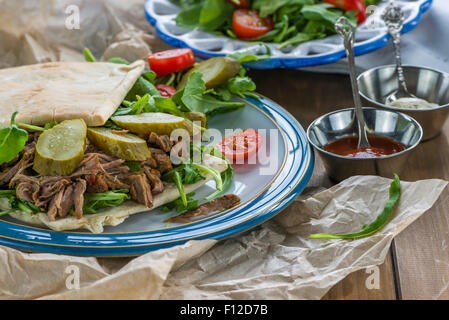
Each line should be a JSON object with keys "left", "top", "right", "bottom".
{"left": 0, "top": 175, "right": 446, "bottom": 299}
{"left": 0, "top": 0, "right": 447, "bottom": 300}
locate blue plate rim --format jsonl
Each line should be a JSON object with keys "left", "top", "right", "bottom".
{"left": 144, "top": 0, "right": 433, "bottom": 69}
{"left": 0, "top": 95, "right": 314, "bottom": 257}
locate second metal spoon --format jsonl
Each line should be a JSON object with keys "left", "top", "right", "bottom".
{"left": 382, "top": 0, "right": 417, "bottom": 104}
{"left": 335, "top": 16, "right": 370, "bottom": 149}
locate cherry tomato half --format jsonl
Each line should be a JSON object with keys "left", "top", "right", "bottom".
{"left": 216, "top": 129, "right": 263, "bottom": 162}
{"left": 156, "top": 84, "right": 177, "bottom": 98}
{"left": 232, "top": 9, "right": 274, "bottom": 40}
{"left": 148, "top": 48, "right": 195, "bottom": 77}
{"left": 226, "top": 0, "right": 250, "bottom": 9}
{"left": 324, "top": 0, "right": 367, "bottom": 24}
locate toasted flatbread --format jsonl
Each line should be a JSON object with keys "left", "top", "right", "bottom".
{"left": 0, "top": 154, "right": 229, "bottom": 233}
{"left": 0, "top": 60, "right": 145, "bottom": 127}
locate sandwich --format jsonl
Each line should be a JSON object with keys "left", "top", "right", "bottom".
{"left": 0, "top": 48, "right": 256, "bottom": 233}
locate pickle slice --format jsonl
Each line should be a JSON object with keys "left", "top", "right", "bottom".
{"left": 111, "top": 112, "right": 193, "bottom": 136}
{"left": 87, "top": 127, "right": 151, "bottom": 161}
{"left": 185, "top": 112, "right": 206, "bottom": 128}
{"left": 177, "top": 57, "right": 240, "bottom": 90}
{"left": 34, "top": 119, "right": 87, "bottom": 176}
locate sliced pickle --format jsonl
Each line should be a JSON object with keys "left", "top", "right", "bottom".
{"left": 87, "top": 127, "right": 151, "bottom": 161}
{"left": 185, "top": 112, "right": 206, "bottom": 128}
{"left": 177, "top": 57, "right": 240, "bottom": 90}
{"left": 111, "top": 112, "right": 193, "bottom": 136}
{"left": 34, "top": 119, "right": 87, "bottom": 176}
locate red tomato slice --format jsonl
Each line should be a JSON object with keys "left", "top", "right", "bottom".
{"left": 148, "top": 48, "right": 195, "bottom": 77}
{"left": 156, "top": 84, "right": 176, "bottom": 98}
{"left": 216, "top": 129, "right": 262, "bottom": 162}
{"left": 324, "top": 0, "right": 367, "bottom": 24}
{"left": 232, "top": 9, "right": 274, "bottom": 40}
{"left": 226, "top": 0, "right": 249, "bottom": 9}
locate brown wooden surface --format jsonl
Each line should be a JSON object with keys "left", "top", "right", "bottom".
{"left": 248, "top": 68, "right": 448, "bottom": 300}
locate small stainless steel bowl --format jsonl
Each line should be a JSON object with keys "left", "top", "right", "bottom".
{"left": 307, "top": 107, "right": 423, "bottom": 182}
{"left": 358, "top": 65, "right": 449, "bottom": 141}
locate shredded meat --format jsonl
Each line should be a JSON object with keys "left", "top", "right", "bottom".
{"left": 73, "top": 153, "right": 130, "bottom": 193}
{"left": 73, "top": 179, "right": 87, "bottom": 219}
{"left": 16, "top": 180, "right": 40, "bottom": 203}
{"left": 165, "top": 194, "right": 241, "bottom": 223}
{"left": 143, "top": 167, "right": 164, "bottom": 195}
{"left": 47, "top": 188, "right": 65, "bottom": 221}
{"left": 0, "top": 131, "right": 179, "bottom": 221}
{"left": 141, "top": 154, "right": 158, "bottom": 169}
{"left": 149, "top": 148, "right": 173, "bottom": 173}
{"left": 60, "top": 184, "right": 75, "bottom": 218}
{"left": 148, "top": 132, "right": 173, "bottom": 153}
{"left": 0, "top": 146, "right": 35, "bottom": 186}
{"left": 126, "top": 173, "right": 153, "bottom": 208}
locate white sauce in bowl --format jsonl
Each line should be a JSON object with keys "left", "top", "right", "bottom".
{"left": 387, "top": 97, "right": 439, "bottom": 109}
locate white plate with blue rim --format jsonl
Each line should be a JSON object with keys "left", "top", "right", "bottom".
{"left": 144, "top": 0, "right": 432, "bottom": 69}
{"left": 0, "top": 94, "right": 314, "bottom": 257}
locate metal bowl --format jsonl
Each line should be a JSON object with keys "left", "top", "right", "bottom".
{"left": 307, "top": 107, "right": 423, "bottom": 182}
{"left": 358, "top": 65, "right": 449, "bottom": 141}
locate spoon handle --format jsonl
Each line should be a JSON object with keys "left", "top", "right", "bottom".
{"left": 335, "top": 17, "right": 370, "bottom": 148}
{"left": 382, "top": 1, "right": 407, "bottom": 93}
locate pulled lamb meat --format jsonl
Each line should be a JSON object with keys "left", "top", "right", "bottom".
{"left": 0, "top": 132, "right": 181, "bottom": 221}
{"left": 126, "top": 173, "right": 153, "bottom": 208}
{"left": 148, "top": 132, "right": 174, "bottom": 153}
{"left": 0, "top": 145, "right": 35, "bottom": 186}
{"left": 143, "top": 167, "right": 164, "bottom": 195}
{"left": 148, "top": 147, "right": 173, "bottom": 173}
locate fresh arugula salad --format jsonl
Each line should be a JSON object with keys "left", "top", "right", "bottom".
{"left": 173, "top": 0, "right": 381, "bottom": 49}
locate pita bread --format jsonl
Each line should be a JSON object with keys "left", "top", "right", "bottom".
{"left": 0, "top": 60, "right": 145, "bottom": 127}
{"left": 1, "top": 154, "right": 229, "bottom": 233}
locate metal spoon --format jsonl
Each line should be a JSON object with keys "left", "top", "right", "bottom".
{"left": 335, "top": 16, "right": 370, "bottom": 149}
{"left": 382, "top": 0, "right": 417, "bottom": 104}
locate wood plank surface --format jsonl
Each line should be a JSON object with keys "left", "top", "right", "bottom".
{"left": 390, "top": 121, "right": 449, "bottom": 299}
{"left": 249, "top": 69, "right": 399, "bottom": 300}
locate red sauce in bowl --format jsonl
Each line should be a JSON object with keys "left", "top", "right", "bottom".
{"left": 323, "top": 136, "right": 406, "bottom": 158}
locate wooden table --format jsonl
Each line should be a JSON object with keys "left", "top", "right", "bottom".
{"left": 249, "top": 68, "right": 449, "bottom": 300}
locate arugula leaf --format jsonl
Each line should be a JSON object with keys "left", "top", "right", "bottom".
{"left": 125, "top": 77, "right": 160, "bottom": 102}
{"left": 83, "top": 189, "right": 130, "bottom": 215}
{"left": 253, "top": 0, "right": 313, "bottom": 17}
{"left": 0, "top": 189, "right": 41, "bottom": 215}
{"left": 113, "top": 94, "right": 153, "bottom": 116}
{"left": 163, "top": 164, "right": 205, "bottom": 185}
{"left": 124, "top": 162, "right": 142, "bottom": 172}
{"left": 227, "top": 51, "right": 270, "bottom": 64}
{"left": 225, "top": 76, "right": 256, "bottom": 97}
{"left": 142, "top": 71, "right": 157, "bottom": 83}
{"left": 203, "top": 147, "right": 234, "bottom": 200}
{"left": 199, "top": 0, "right": 228, "bottom": 26}
{"left": 279, "top": 32, "right": 312, "bottom": 49}
{"left": 162, "top": 192, "right": 198, "bottom": 213}
{"left": 301, "top": 4, "right": 351, "bottom": 26}
{"left": 162, "top": 163, "right": 205, "bottom": 207}
{"left": 178, "top": 72, "right": 245, "bottom": 117}
{"left": 175, "top": 3, "right": 203, "bottom": 28}
{"left": 0, "top": 112, "right": 29, "bottom": 166}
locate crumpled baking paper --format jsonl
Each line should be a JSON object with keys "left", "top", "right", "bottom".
{"left": 0, "top": 176, "right": 446, "bottom": 299}
{"left": 0, "top": 0, "right": 447, "bottom": 300}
